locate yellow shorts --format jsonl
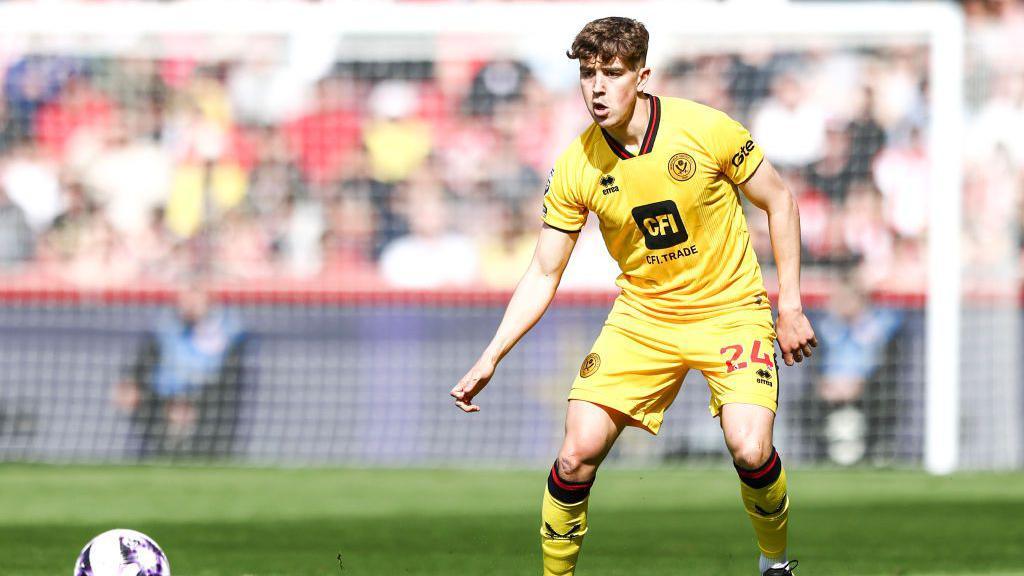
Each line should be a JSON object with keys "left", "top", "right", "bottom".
{"left": 568, "top": 301, "right": 779, "bottom": 434}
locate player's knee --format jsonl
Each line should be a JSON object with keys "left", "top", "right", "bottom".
{"left": 730, "top": 438, "right": 772, "bottom": 470}
{"left": 556, "top": 449, "right": 598, "bottom": 482}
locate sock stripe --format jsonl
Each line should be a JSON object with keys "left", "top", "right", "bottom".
{"left": 549, "top": 465, "right": 593, "bottom": 490}
{"left": 736, "top": 447, "right": 783, "bottom": 488}
{"left": 547, "top": 462, "right": 593, "bottom": 504}
{"left": 739, "top": 450, "right": 778, "bottom": 480}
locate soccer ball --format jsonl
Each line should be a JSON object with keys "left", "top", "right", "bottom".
{"left": 74, "top": 529, "right": 170, "bottom": 576}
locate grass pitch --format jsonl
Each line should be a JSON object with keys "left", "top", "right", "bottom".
{"left": 1, "top": 465, "right": 1022, "bottom": 575}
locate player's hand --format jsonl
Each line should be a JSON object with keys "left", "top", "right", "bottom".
{"left": 776, "top": 306, "right": 817, "bottom": 366}
{"left": 451, "top": 358, "right": 496, "bottom": 413}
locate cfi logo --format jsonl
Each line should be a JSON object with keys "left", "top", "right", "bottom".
{"left": 630, "top": 200, "right": 688, "bottom": 249}
{"left": 580, "top": 352, "right": 601, "bottom": 378}
{"left": 668, "top": 152, "right": 696, "bottom": 182}
{"left": 731, "top": 140, "right": 756, "bottom": 168}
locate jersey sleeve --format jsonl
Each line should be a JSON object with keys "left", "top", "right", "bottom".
{"left": 541, "top": 154, "right": 588, "bottom": 233}
{"left": 709, "top": 111, "right": 765, "bottom": 185}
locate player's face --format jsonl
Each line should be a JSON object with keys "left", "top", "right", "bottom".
{"left": 579, "top": 57, "right": 650, "bottom": 129}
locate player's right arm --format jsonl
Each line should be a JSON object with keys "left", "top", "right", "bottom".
{"left": 450, "top": 224, "right": 578, "bottom": 413}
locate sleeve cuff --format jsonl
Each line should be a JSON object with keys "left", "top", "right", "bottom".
{"left": 735, "top": 154, "right": 765, "bottom": 186}
{"left": 542, "top": 221, "right": 583, "bottom": 234}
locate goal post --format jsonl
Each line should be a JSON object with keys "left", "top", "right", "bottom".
{"left": 0, "top": 1, "right": 974, "bottom": 470}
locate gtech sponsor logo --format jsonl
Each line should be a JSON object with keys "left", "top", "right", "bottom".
{"left": 731, "top": 140, "right": 756, "bottom": 168}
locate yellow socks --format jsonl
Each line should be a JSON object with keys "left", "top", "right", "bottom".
{"left": 538, "top": 451, "right": 785, "bottom": 575}
{"left": 736, "top": 447, "right": 789, "bottom": 559}
{"left": 540, "top": 462, "right": 593, "bottom": 576}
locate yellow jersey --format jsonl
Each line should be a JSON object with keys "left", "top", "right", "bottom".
{"left": 542, "top": 94, "right": 770, "bottom": 322}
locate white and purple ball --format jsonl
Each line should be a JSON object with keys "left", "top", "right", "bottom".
{"left": 74, "top": 529, "right": 170, "bottom": 576}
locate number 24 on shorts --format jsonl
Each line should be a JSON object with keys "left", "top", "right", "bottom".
{"left": 720, "top": 340, "right": 774, "bottom": 373}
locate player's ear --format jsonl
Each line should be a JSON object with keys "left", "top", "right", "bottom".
{"left": 635, "top": 66, "right": 651, "bottom": 93}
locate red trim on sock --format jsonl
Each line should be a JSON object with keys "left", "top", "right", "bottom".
{"left": 549, "top": 465, "right": 593, "bottom": 491}
{"left": 737, "top": 450, "right": 779, "bottom": 480}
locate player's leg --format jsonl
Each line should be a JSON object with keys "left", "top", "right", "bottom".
{"left": 541, "top": 399, "right": 630, "bottom": 576}
{"left": 547, "top": 304, "right": 686, "bottom": 574}
{"left": 721, "top": 403, "right": 792, "bottom": 574}
{"left": 690, "top": 310, "right": 792, "bottom": 574}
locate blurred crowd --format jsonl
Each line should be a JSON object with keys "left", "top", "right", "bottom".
{"left": 0, "top": 3, "right": 1019, "bottom": 293}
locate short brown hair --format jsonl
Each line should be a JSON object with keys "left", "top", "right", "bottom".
{"left": 567, "top": 17, "right": 649, "bottom": 70}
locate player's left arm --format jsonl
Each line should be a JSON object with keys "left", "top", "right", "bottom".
{"left": 740, "top": 159, "right": 818, "bottom": 366}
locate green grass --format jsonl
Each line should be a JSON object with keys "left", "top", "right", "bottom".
{"left": 2, "top": 465, "right": 1023, "bottom": 575}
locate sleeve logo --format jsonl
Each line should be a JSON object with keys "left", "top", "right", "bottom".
{"left": 543, "top": 168, "right": 554, "bottom": 195}
{"left": 731, "top": 140, "right": 756, "bottom": 168}
{"left": 668, "top": 152, "right": 696, "bottom": 182}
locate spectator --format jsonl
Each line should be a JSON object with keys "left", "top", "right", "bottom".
{"left": 164, "top": 105, "right": 248, "bottom": 239}
{"left": 34, "top": 73, "right": 118, "bottom": 161}
{"left": 814, "top": 269, "right": 902, "bottom": 465}
{"left": 113, "top": 285, "right": 247, "bottom": 459}
{"left": 0, "top": 183, "right": 33, "bottom": 268}
{"left": 363, "top": 80, "right": 433, "bottom": 183}
{"left": 0, "top": 97, "right": 13, "bottom": 155}
{"left": 0, "top": 141, "right": 62, "bottom": 232}
{"left": 321, "top": 184, "right": 380, "bottom": 283}
{"left": 78, "top": 124, "right": 173, "bottom": 237}
{"left": 336, "top": 146, "right": 400, "bottom": 258}
{"left": 464, "top": 59, "right": 532, "bottom": 117}
{"left": 2, "top": 55, "right": 76, "bottom": 144}
{"left": 284, "top": 74, "right": 363, "bottom": 185}
{"left": 36, "top": 178, "right": 94, "bottom": 267}
{"left": 846, "top": 86, "right": 887, "bottom": 181}
{"left": 807, "top": 119, "right": 857, "bottom": 203}
{"left": 872, "top": 126, "right": 929, "bottom": 239}
{"left": 838, "top": 179, "right": 893, "bottom": 285}
{"left": 245, "top": 124, "right": 306, "bottom": 218}
{"left": 752, "top": 69, "right": 827, "bottom": 168}
{"left": 0, "top": 39, "right": 942, "bottom": 300}
{"left": 379, "top": 175, "right": 478, "bottom": 288}
{"left": 477, "top": 200, "right": 534, "bottom": 288}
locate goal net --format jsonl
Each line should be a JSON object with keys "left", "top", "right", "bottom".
{"left": 1, "top": 1, "right": 1006, "bottom": 471}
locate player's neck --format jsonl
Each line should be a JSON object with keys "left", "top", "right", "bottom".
{"left": 604, "top": 93, "right": 651, "bottom": 153}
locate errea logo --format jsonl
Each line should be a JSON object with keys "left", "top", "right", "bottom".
{"left": 731, "top": 140, "right": 756, "bottom": 168}
{"left": 600, "top": 174, "right": 619, "bottom": 195}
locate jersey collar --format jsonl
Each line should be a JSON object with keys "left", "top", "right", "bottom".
{"left": 600, "top": 93, "right": 661, "bottom": 160}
